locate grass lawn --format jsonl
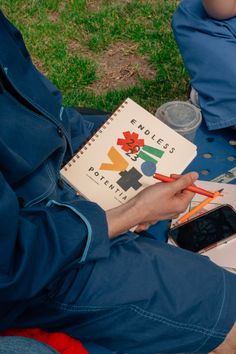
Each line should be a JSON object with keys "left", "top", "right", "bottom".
{"left": 0, "top": 0, "right": 188, "bottom": 113}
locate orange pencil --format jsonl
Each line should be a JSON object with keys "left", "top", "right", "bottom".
{"left": 153, "top": 173, "right": 223, "bottom": 198}
{"left": 178, "top": 189, "right": 224, "bottom": 224}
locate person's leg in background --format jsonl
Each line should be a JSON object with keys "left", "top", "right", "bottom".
{"left": 172, "top": 0, "right": 236, "bottom": 130}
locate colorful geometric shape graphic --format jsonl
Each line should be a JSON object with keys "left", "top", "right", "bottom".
{"left": 117, "top": 167, "right": 143, "bottom": 191}
{"left": 117, "top": 131, "right": 144, "bottom": 153}
{"left": 99, "top": 146, "right": 129, "bottom": 171}
{"left": 141, "top": 145, "right": 164, "bottom": 158}
{"left": 141, "top": 161, "right": 157, "bottom": 176}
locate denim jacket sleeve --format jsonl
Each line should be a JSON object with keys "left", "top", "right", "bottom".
{"left": 0, "top": 172, "right": 110, "bottom": 302}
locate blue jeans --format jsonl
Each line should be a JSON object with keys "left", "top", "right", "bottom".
{"left": 14, "top": 237, "right": 236, "bottom": 354}
{"left": 0, "top": 337, "right": 58, "bottom": 354}
{"left": 172, "top": 0, "right": 236, "bottom": 130}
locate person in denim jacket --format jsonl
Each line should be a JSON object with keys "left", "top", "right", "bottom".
{"left": 173, "top": 0, "right": 236, "bottom": 131}
{"left": 0, "top": 9, "right": 236, "bottom": 354}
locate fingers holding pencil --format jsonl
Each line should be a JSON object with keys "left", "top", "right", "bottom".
{"left": 163, "top": 172, "right": 200, "bottom": 214}
{"left": 153, "top": 172, "right": 222, "bottom": 198}
{"left": 170, "top": 172, "right": 199, "bottom": 196}
{"left": 153, "top": 172, "right": 225, "bottom": 226}
{"left": 169, "top": 172, "right": 199, "bottom": 198}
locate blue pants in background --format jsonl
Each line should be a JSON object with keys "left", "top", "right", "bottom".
{"left": 172, "top": 0, "right": 236, "bottom": 130}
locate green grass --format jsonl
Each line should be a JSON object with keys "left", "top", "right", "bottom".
{"left": 0, "top": 0, "right": 189, "bottom": 113}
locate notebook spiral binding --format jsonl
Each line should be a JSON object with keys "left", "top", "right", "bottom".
{"left": 63, "top": 100, "right": 128, "bottom": 172}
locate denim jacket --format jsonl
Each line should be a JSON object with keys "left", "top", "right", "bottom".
{"left": 0, "top": 10, "right": 109, "bottom": 329}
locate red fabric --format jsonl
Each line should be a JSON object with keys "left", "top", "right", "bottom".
{"left": 1, "top": 328, "right": 88, "bottom": 354}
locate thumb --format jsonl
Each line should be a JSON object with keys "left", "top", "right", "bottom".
{"left": 172, "top": 172, "right": 199, "bottom": 193}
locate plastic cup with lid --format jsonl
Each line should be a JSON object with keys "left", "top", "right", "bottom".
{"left": 155, "top": 101, "right": 202, "bottom": 142}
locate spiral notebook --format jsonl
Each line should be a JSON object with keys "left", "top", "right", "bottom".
{"left": 60, "top": 98, "right": 197, "bottom": 210}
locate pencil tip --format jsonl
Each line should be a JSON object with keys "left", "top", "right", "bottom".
{"left": 216, "top": 188, "right": 224, "bottom": 196}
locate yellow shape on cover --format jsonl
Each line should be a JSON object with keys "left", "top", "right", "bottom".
{"left": 99, "top": 146, "right": 129, "bottom": 171}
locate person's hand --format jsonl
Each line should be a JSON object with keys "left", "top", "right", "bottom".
{"left": 106, "top": 172, "right": 198, "bottom": 238}
{"left": 133, "top": 171, "right": 198, "bottom": 232}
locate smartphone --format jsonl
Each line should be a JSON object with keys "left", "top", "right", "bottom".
{"left": 169, "top": 204, "right": 236, "bottom": 253}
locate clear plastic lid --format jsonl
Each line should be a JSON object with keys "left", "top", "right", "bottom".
{"left": 155, "top": 101, "right": 202, "bottom": 133}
